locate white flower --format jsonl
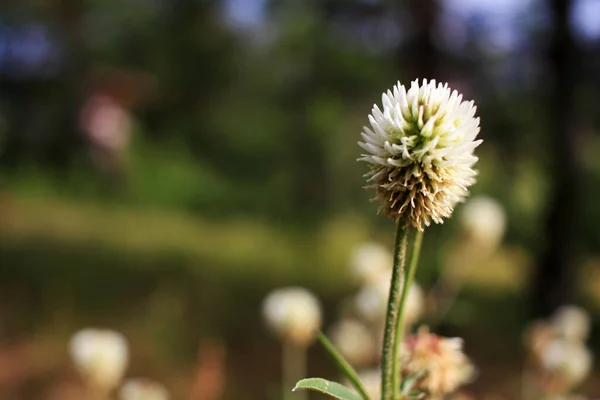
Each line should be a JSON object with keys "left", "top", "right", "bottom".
{"left": 330, "top": 319, "right": 375, "bottom": 367}
{"left": 349, "top": 242, "right": 393, "bottom": 285}
{"left": 525, "top": 307, "right": 593, "bottom": 393}
{"left": 524, "top": 320, "right": 557, "bottom": 363}
{"left": 357, "top": 369, "right": 381, "bottom": 400}
{"left": 120, "top": 379, "right": 169, "bottom": 400}
{"left": 551, "top": 305, "right": 590, "bottom": 342}
{"left": 460, "top": 196, "right": 506, "bottom": 251}
{"left": 262, "top": 287, "right": 322, "bottom": 345}
{"left": 358, "top": 79, "right": 482, "bottom": 230}
{"left": 540, "top": 339, "right": 592, "bottom": 390}
{"left": 69, "top": 328, "right": 129, "bottom": 391}
{"left": 355, "top": 271, "right": 424, "bottom": 327}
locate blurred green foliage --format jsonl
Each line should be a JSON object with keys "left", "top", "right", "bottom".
{"left": 0, "top": 0, "right": 599, "bottom": 398}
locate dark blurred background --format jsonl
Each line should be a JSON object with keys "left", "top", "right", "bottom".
{"left": 0, "top": 0, "right": 599, "bottom": 398}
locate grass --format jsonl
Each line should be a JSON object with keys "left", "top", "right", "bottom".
{"left": 0, "top": 194, "right": 374, "bottom": 289}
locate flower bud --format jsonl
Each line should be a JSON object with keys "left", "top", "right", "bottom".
{"left": 330, "top": 319, "right": 375, "bottom": 367}
{"left": 551, "top": 305, "right": 590, "bottom": 342}
{"left": 262, "top": 287, "right": 322, "bottom": 345}
{"left": 69, "top": 328, "right": 129, "bottom": 391}
{"left": 460, "top": 196, "right": 506, "bottom": 251}
{"left": 355, "top": 271, "right": 424, "bottom": 327}
{"left": 349, "top": 242, "right": 393, "bottom": 286}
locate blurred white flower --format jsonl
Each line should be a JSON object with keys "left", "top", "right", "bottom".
{"left": 540, "top": 339, "right": 592, "bottom": 391}
{"left": 525, "top": 306, "right": 593, "bottom": 393}
{"left": 524, "top": 320, "right": 557, "bottom": 363}
{"left": 460, "top": 196, "right": 506, "bottom": 251}
{"left": 358, "top": 79, "right": 482, "bottom": 230}
{"left": 401, "top": 328, "right": 475, "bottom": 398}
{"left": 262, "top": 287, "right": 322, "bottom": 345}
{"left": 69, "top": 328, "right": 129, "bottom": 391}
{"left": 120, "top": 378, "right": 169, "bottom": 400}
{"left": 355, "top": 271, "right": 424, "bottom": 327}
{"left": 551, "top": 305, "right": 590, "bottom": 342}
{"left": 349, "top": 242, "right": 393, "bottom": 286}
{"left": 329, "top": 319, "right": 375, "bottom": 367}
{"left": 81, "top": 95, "right": 132, "bottom": 152}
{"left": 357, "top": 369, "right": 381, "bottom": 400}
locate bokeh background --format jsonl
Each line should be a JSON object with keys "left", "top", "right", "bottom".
{"left": 0, "top": 0, "right": 599, "bottom": 398}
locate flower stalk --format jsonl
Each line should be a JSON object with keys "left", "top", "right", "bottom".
{"left": 392, "top": 229, "right": 424, "bottom": 398}
{"left": 316, "top": 331, "right": 371, "bottom": 400}
{"left": 380, "top": 223, "right": 408, "bottom": 400}
{"left": 292, "top": 78, "right": 482, "bottom": 400}
{"left": 283, "top": 340, "right": 306, "bottom": 400}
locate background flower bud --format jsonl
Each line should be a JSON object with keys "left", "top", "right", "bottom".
{"left": 69, "top": 328, "right": 129, "bottom": 391}
{"left": 349, "top": 242, "right": 393, "bottom": 286}
{"left": 460, "top": 196, "right": 506, "bottom": 252}
{"left": 329, "top": 319, "right": 375, "bottom": 367}
{"left": 262, "top": 287, "right": 322, "bottom": 346}
{"left": 551, "top": 305, "right": 590, "bottom": 342}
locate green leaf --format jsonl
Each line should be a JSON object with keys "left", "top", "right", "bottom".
{"left": 315, "top": 331, "right": 371, "bottom": 400}
{"left": 293, "top": 378, "right": 365, "bottom": 400}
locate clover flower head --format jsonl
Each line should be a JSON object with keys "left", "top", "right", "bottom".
{"left": 262, "top": 287, "right": 322, "bottom": 345}
{"left": 401, "top": 327, "right": 475, "bottom": 398}
{"left": 359, "top": 79, "right": 482, "bottom": 230}
{"left": 69, "top": 328, "right": 129, "bottom": 391}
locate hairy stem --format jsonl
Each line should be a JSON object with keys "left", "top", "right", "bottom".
{"left": 380, "top": 223, "right": 409, "bottom": 400}
{"left": 392, "top": 229, "right": 424, "bottom": 398}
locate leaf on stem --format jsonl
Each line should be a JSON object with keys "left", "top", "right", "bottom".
{"left": 293, "top": 378, "right": 365, "bottom": 400}
{"left": 315, "top": 331, "right": 371, "bottom": 400}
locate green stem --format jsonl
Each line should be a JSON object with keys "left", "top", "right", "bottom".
{"left": 316, "top": 331, "right": 371, "bottom": 400}
{"left": 283, "top": 340, "right": 306, "bottom": 400}
{"left": 380, "top": 223, "right": 409, "bottom": 400}
{"left": 392, "top": 229, "right": 424, "bottom": 399}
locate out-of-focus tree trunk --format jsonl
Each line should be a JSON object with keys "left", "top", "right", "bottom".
{"left": 405, "top": 0, "right": 439, "bottom": 79}
{"left": 283, "top": 59, "right": 330, "bottom": 223}
{"left": 532, "top": 0, "right": 581, "bottom": 316}
{"left": 53, "top": 0, "right": 87, "bottom": 164}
